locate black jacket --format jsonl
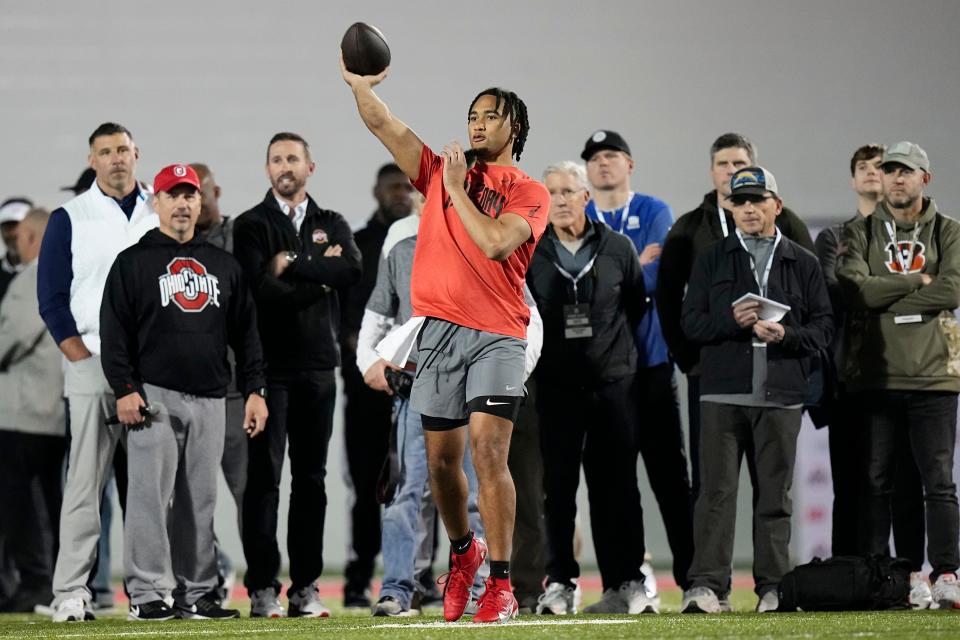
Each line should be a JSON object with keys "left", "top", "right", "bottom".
{"left": 100, "top": 229, "right": 266, "bottom": 399}
{"left": 681, "top": 233, "right": 833, "bottom": 405}
{"left": 526, "top": 221, "right": 646, "bottom": 388}
{"left": 233, "top": 191, "right": 361, "bottom": 373}
{"left": 657, "top": 190, "right": 815, "bottom": 373}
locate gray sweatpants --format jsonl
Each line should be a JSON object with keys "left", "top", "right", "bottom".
{"left": 687, "top": 401, "right": 801, "bottom": 597}
{"left": 52, "top": 356, "right": 121, "bottom": 606}
{"left": 125, "top": 384, "right": 225, "bottom": 606}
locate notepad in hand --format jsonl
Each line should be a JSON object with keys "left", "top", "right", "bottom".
{"left": 731, "top": 293, "right": 791, "bottom": 322}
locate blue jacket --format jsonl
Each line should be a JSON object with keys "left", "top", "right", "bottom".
{"left": 586, "top": 192, "right": 673, "bottom": 367}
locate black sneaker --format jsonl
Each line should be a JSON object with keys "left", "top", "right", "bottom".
{"left": 344, "top": 588, "right": 371, "bottom": 609}
{"left": 176, "top": 593, "right": 240, "bottom": 620}
{"left": 128, "top": 600, "right": 175, "bottom": 621}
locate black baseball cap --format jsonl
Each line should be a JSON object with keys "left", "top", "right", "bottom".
{"left": 580, "top": 130, "right": 631, "bottom": 161}
{"left": 61, "top": 168, "right": 96, "bottom": 194}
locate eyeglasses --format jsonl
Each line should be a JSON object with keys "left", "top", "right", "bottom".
{"left": 730, "top": 194, "right": 775, "bottom": 207}
{"left": 549, "top": 188, "right": 585, "bottom": 200}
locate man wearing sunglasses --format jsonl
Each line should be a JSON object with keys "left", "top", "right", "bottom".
{"left": 680, "top": 167, "right": 832, "bottom": 614}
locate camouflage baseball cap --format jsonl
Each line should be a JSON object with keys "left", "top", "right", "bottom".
{"left": 882, "top": 141, "right": 930, "bottom": 172}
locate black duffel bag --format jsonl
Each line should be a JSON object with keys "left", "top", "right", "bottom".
{"left": 778, "top": 555, "right": 912, "bottom": 611}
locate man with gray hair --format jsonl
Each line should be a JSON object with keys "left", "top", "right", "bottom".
{"left": 527, "top": 161, "right": 653, "bottom": 615}
{"left": 838, "top": 142, "right": 960, "bottom": 609}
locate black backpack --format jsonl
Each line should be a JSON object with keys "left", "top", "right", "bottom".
{"left": 778, "top": 555, "right": 912, "bottom": 611}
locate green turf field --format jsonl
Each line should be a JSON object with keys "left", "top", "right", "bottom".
{"left": 1, "top": 589, "right": 958, "bottom": 640}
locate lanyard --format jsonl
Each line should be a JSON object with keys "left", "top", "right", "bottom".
{"left": 596, "top": 192, "right": 635, "bottom": 235}
{"left": 554, "top": 255, "right": 598, "bottom": 304}
{"left": 735, "top": 228, "right": 782, "bottom": 296}
{"left": 884, "top": 220, "right": 923, "bottom": 275}
{"left": 717, "top": 193, "right": 729, "bottom": 238}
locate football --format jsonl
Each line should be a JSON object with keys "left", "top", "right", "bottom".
{"left": 341, "top": 22, "right": 391, "bottom": 77}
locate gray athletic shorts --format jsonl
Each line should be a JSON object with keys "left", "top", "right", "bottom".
{"left": 410, "top": 317, "right": 526, "bottom": 428}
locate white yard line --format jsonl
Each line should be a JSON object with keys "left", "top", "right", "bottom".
{"left": 0, "top": 618, "right": 637, "bottom": 638}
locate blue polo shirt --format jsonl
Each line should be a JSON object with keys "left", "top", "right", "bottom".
{"left": 586, "top": 192, "right": 673, "bottom": 367}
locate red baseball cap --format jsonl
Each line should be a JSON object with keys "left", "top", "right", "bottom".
{"left": 153, "top": 164, "right": 200, "bottom": 194}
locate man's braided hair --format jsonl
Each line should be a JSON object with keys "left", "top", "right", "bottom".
{"left": 469, "top": 87, "right": 529, "bottom": 161}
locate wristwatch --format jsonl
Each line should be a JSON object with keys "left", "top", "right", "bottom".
{"left": 251, "top": 386, "right": 268, "bottom": 400}
{"left": 284, "top": 251, "right": 298, "bottom": 263}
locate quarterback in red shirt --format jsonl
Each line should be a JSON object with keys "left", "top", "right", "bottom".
{"left": 342, "top": 54, "right": 549, "bottom": 623}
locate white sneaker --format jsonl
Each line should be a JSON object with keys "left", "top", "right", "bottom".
{"left": 619, "top": 579, "right": 658, "bottom": 614}
{"left": 219, "top": 568, "right": 237, "bottom": 608}
{"left": 288, "top": 584, "right": 330, "bottom": 618}
{"left": 53, "top": 597, "right": 91, "bottom": 623}
{"left": 463, "top": 597, "right": 479, "bottom": 616}
{"left": 536, "top": 582, "right": 577, "bottom": 615}
{"left": 640, "top": 557, "right": 661, "bottom": 610}
{"left": 682, "top": 586, "right": 720, "bottom": 614}
{"left": 250, "top": 587, "right": 286, "bottom": 618}
{"left": 756, "top": 590, "right": 779, "bottom": 613}
{"left": 931, "top": 573, "right": 960, "bottom": 610}
{"left": 909, "top": 572, "right": 933, "bottom": 609}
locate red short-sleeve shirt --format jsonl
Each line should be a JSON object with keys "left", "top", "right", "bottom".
{"left": 410, "top": 145, "right": 549, "bottom": 339}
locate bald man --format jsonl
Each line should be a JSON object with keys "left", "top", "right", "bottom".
{"left": 191, "top": 164, "right": 232, "bottom": 253}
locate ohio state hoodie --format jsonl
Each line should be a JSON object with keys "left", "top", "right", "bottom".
{"left": 100, "top": 228, "right": 266, "bottom": 399}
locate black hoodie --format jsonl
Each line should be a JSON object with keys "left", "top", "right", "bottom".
{"left": 100, "top": 228, "right": 266, "bottom": 399}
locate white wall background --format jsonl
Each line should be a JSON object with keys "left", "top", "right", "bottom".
{"left": 5, "top": 0, "right": 959, "bottom": 577}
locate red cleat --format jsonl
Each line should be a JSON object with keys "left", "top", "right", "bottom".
{"left": 439, "top": 536, "right": 487, "bottom": 622}
{"left": 473, "top": 576, "right": 518, "bottom": 623}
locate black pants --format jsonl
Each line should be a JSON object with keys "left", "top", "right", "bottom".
{"left": 0, "top": 430, "right": 65, "bottom": 609}
{"left": 689, "top": 402, "right": 801, "bottom": 596}
{"left": 340, "top": 362, "right": 392, "bottom": 594}
{"left": 242, "top": 370, "right": 337, "bottom": 592}
{"left": 536, "top": 375, "right": 645, "bottom": 591}
{"left": 635, "top": 364, "right": 694, "bottom": 589}
{"left": 861, "top": 390, "right": 959, "bottom": 579}
{"left": 507, "top": 379, "right": 546, "bottom": 608}
{"left": 829, "top": 390, "right": 925, "bottom": 566}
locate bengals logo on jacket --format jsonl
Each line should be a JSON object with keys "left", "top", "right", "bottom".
{"left": 158, "top": 257, "right": 221, "bottom": 312}
{"left": 884, "top": 241, "right": 926, "bottom": 274}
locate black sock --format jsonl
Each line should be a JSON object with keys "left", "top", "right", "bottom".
{"left": 491, "top": 561, "right": 510, "bottom": 580}
{"left": 450, "top": 531, "right": 474, "bottom": 555}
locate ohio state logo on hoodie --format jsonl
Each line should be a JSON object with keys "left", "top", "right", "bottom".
{"left": 158, "top": 257, "right": 221, "bottom": 312}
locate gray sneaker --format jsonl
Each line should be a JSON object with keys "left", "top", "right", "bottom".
{"left": 372, "top": 596, "right": 416, "bottom": 617}
{"left": 536, "top": 582, "right": 576, "bottom": 615}
{"left": 756, "top": 590, "right": 779, "bottom": 613}
{"left": 619, "top": 579, "right": 658, "bottom": 614}
{"left": 288, "top": 584, "right": 330, "bottom": 618}
{"left": 931, "top": 573, "right": 960, "bottom": 610}
{"left": 682, "top": 586, "right": 721, "bottom": 614}
{"left": 583, "top": 588, "right": 627, "bottom": 614}
{"left": 717, "top": 592, "right": 733, "bottom": 613}
{"left": 250, "top": 587, "right": 285, "bottom": 618}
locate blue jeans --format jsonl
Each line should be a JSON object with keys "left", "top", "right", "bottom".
{"left": 379, "top": 397, "right": 486, "bottom": 608}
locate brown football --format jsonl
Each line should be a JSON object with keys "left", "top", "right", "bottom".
{"left": 341, "top": 22, "right": 391, "bottom": 76}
